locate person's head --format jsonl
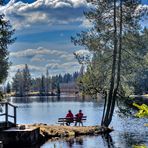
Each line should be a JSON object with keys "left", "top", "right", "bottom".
{"left": 79, "top": 110, "right": 82, "bottom": 113}
{"left": 68, "top": 110, "right": 71, "bottom": 113}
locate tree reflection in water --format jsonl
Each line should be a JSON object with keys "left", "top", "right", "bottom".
{"left": 65, "top": 134, "right": 114, "bottom": 148}
{"left": 102, "top": 134, "right": 115, "bottom": 148}
{"left": 66, "top": 137, "right": 75, "bottom": 148}
{"left": 76, "top": 137, "right": 83, "bottom": 145}
{"left": 66, "top": 136, "right": 83, "bottom": 148}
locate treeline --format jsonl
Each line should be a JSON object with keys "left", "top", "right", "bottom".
{"left": 7, "top": 64, "right": 79, "bottom": 96}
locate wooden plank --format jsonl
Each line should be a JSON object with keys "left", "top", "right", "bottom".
{"left": 7, "top": 103, "right": 17, "bottom": 108}
{"left": 0, "top": 113, "right": 6, "bottom": 116}
{"left": 14, "top": 107, "right": 16, "bottom": 125}
{"left": 58, "top": 116, "right": 87, "bottom": 119}
{"left": 0, "top": 102, "right": 7, "bottom": 105}
{"left": 5, "top": 103, "right": 8, "bottom": 127}
{"left": 8, "top": 115, "right": 14, "bottom": 118}
{"left": 0, "top": 102, "right": 17, "bottom": 108}
{"left": 58, "top": 116, "right": 87, "bottom": 123}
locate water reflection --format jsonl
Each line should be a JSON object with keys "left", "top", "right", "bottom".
{"left": 66, "top": 137, "right": 75, "bottom": 148}
{"left": 66, "top": 137, "right": 84, "bottom": 148}
{"left": 118, "top": 131, "right": 148, "bottom": 148}
{"left": 10, "top": 95, "right": 98, "bottom": 104}
{"left": 76, "top": 137, "right": 83, "bottom": 145}
{"left": 10, "top": 96, "right": 61, "bottom": 104}
{"left": 102, "top": 134, "right": 115, "bottom": 148}
{"left": 41, "top": 134, "right": 116, "bottom": 148}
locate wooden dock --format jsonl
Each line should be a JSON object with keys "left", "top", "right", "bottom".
{"left": 0, "top": 102, "right": 41, "bottom": 147}
{"left": 0, "top": 126, "right": 40, "bottom": 147}
{"left": 0, "top": 102, "right": 17, "bottom": 130}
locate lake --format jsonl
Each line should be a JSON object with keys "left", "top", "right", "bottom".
{"left": 5, "top": 96, "right": 148, "bottom": 148}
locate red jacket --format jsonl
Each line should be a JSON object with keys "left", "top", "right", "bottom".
{"left": 66, "top": 112, "right": 74, "bottom": 118}
{"left": 76, "top": 112, "right": 83, "bottom": 119}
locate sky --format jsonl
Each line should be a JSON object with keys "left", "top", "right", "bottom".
{"left": 0, "top": 0, "right": 148, "bottom": 82}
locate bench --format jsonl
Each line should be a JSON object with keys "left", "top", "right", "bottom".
{"left": 58, "top": 116, "right": 87, "bottom": 126}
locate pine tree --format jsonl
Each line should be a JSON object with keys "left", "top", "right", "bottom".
{"left": 45, "top": 68, "right": 50, "bottom": 95}
{"left": 56, "top": 82, "right": 61, "bottom": 96}
{"left": 40, "top": 75, "right": 46, "bottom": 96}
{"left": 23, "top": 64, "right": 31, "bottom": 95}
{"left": 12, "top": 69, "right": 23, "bottom": 96}
{"left": 6, "top": 82, "right": 11, "bottom": 93}
{"left": 72, "top": 0, "right": 143, "bottom": 127}
{"left": 12, "top": 65, "right": 31, "bottom": 96}
{"left": 0, "top": 1, "right": 15, "bottom": 84}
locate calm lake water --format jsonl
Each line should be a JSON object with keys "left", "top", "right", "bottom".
{"left": 6, "top": 96, "right": 148, "bottom": 148}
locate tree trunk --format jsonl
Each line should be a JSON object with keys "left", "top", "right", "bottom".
{"left": 108, "top": 0, "right": 123, "bottom": 125}
{"left": 101, "top": 0, "right": 118, "bottom": 127}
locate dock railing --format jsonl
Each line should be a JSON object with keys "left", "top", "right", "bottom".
{"left": 0, "top": 102, "right": 17, "bottom": 127}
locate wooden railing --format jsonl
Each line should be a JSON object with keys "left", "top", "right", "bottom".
{"left": 0, "top": 102, "right": 17, "bottom": 127}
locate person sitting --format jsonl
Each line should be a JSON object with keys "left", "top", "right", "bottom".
{"left": 66, "top": 110, "right": 74, "bottom": 126}
{"left": 75, "top": 110, "right": 84, "bottom": 126}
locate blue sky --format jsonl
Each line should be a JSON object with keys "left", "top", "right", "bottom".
{"left": 0, "top": 0, "right": 148, "bottom": 81}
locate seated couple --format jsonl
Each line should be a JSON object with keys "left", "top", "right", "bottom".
{"left": 66, "top": 109, "right": 84, "bottom": 126}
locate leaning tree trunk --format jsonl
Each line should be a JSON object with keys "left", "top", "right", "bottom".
{"left": 101, "top": 0, "right": 118, "bottom": 127}
{"left": 108, "top": 0, "right": 123, "bottom": 126}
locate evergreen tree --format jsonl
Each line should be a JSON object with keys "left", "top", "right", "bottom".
{"left": 56, "top": 82, "right": 61, "bottom": 96}
{"left": 12, "top": 69, "right": 23, "bottom": 96}
{"left": 45, "top": 68, "right": 49, "bottom": 95}
{"left": 6, "top": 82, "right": 11, "bottom": 93}
{"left": 12, "top": 65, "right": 31, "bottom": 96}
{"left": 72, "top": 0, "right": 143, "bottom": 127}
{"left": 23, "top": 64, "right": 31, "bottom": 95}
{"left": 40, "top": 75, "right": 46, "bottom": 95}
{"left": 0, "top": 1, "right": 15, "bottom": 84}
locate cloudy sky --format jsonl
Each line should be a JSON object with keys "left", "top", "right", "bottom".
{"left": 0, "top": 0, "right": 148, "bottom": 81}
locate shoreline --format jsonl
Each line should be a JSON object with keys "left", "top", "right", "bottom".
{"left": 0, "top": 123, "right": 113, "bottom": 147}
{"left": 28, "top": 123, "right": 113, "bottom": 140}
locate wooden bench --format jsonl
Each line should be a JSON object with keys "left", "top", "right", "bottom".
{"left": 58, "top": 116, "right": 87, "bottom": 126}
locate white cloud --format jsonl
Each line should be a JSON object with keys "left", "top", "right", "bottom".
{"left": 9, "top": 64, "right": 26, "bottom": 72}
{"left": 46, "top": 61, "right": 80, "bottom": 74}
{"left": 60, "top": 54, "right": 75, "bottom": 61}
{"left": 10, "top": 46, "right": 68, "bottom": 58}
{"left": 46, "top": 63, "right": 60, "bottom": 69}
{"left": 74, "top": 49, "right": 90, "bottom": 55}
{"left": 8, "top": 61, "right": 80, "bottom": 80}
{"left": 30, "top": 56, "right": 45, "bottom": 63}
{"left": 10, "top": 46, "right": 78, "bottom": 64}
{"left": 80, "top": 18, "right": 92, "bottom": 28}
{"left": 0, "top": 0, "right": 89, "bottom": 30}
{"left": 10, "top": 64, "right": 45, "bottom": 73}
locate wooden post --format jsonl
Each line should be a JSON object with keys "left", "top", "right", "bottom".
{"left": 5, "top": 103, "right": 8, "bottom": 127}
{"left": 14, "top": 107, "right": 16, "bottom": 125}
